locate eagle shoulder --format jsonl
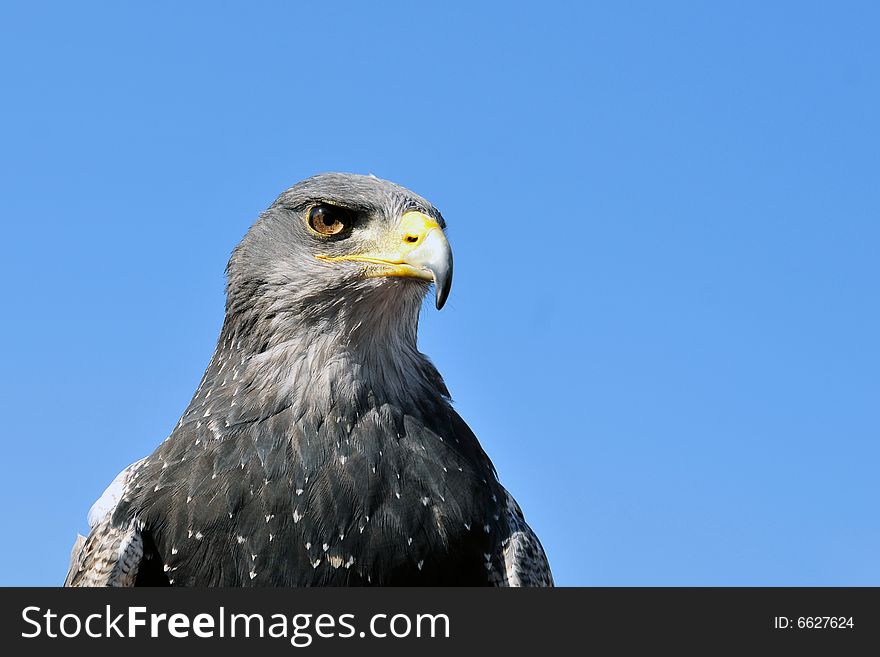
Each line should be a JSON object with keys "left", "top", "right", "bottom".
{"left": 65, "top": 459, "right": 154, "bottom": 587}
{"left": 494, "top": 489, "right": 554, "bottom": 587}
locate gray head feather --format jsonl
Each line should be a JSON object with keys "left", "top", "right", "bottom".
{"left": 214, "top": 173, "right": 451, "bottom": 422}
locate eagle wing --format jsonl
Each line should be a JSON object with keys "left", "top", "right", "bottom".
{"left": 64, "top": 517, "right": 144, "bottom": 587}
{"left": 495, "top": 488, "right": 554, "bottom": 587}
{"left": 65, "top": 459, "right": 165, "bottom": 587}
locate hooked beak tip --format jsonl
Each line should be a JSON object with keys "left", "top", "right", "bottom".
{"left": 433, "top": 262, "right": 452, "bottom": 310}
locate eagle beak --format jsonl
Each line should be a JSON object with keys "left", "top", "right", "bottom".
{"left": 398, "top": 212, "right": 453, "bottom": 310}
{"left": 316, "top": 211, "right": 453, "bottom": 310}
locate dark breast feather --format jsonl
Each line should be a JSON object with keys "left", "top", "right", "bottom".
{"left": 113, "top": 398, "right": 509, "bottom": 586}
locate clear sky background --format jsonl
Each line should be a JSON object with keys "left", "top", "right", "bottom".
{"left": 1, "top": 2, "right": 877, "bottom": 586}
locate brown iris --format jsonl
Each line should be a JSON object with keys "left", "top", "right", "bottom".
{"left": 308, "top": 204, "right": 351, "bottom": 237}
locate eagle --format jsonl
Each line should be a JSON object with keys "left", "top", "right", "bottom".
{"left": 66, "top": 173, "right": 552, "bottom": 586}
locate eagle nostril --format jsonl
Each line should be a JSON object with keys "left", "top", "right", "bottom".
{"left": 404, "top": 234, "right": 420, "bottom": 244}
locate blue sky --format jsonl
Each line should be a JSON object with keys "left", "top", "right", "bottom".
{"left": 1, "top": 2, "right": 877, "bottom": 586}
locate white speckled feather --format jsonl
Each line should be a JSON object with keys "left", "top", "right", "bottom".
{"left": 87, "top": 459, "right": 144, "bottom": 529}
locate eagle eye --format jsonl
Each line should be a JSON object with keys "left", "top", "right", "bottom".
{"left": 307, "top": 204, "right": 352, "bottom": 237}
